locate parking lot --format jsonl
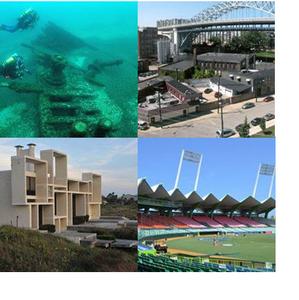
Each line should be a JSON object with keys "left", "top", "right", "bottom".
{"left": 138, "top": 96, "right": 275, "bottom": 138}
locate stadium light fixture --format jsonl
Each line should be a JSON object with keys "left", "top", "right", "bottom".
{"left": 252, "top": 163, "right": 275, "bottom": 198}
{"left": 174, "top": 149, "right": 203, "bottom": 192}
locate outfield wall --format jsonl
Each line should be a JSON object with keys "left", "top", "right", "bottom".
{"left": 138, "top": 227, "right": 275, "bottom": 240}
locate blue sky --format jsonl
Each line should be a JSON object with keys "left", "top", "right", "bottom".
{"left": 0, "top": 138, "right": 137, "bottom": 196}
{"left": 138, "top": 1, "right": 272, "bottom": 27}
{"left": 138, "top": 1, "right": 212, "bottom": 26}
{"left": 138, "top": 138, "right": 275, "bottom": 201}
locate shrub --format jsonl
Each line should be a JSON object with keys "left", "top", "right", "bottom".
{"left": 260, "top": 118, "right": 266, "bottom": 133}
{"left": 239, "top": 116, "right": 250, "bottom": 137}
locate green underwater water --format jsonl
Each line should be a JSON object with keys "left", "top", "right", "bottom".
{"left": 0, "top": 2, "right": 137, "bottom": 137}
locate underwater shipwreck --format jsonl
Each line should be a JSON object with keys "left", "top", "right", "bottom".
{"left": 0, "top": 22, "right": 126, "bottom": 137}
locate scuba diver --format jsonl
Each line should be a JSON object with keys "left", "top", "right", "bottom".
{"left": 0, "top": 53, "right": 30, "bottom": 79}
{"left": 0, "top": 8, "right": 39, "bottom": 33}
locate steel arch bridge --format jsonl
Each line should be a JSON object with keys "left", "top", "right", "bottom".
{"left": 157, "top": 1, "right": 275, "bottom": 53}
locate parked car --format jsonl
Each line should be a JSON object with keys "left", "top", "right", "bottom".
{"left": 251, "top": 117, "right": 263, "bottom": 126}
{"left": 263, "top": 113, "right": 275, "bottom": 121}
{"left": 263, "top": 96, "right": 275, "bottom": 102}
{"left": 214, "top": 91, "right": 222, "bottom": 98}
{"left": 199, "top": 99, "right": 208, "bottom": 104}
{"left": 204, "top": 88, "right": 213, "bottom": 94}
{"left": 242, "top": 102, "right": 255, "bottom": 109}
{"left": 216, "top": 128, "right": 236, "bottom": 138}
{"left": 138, "top": 120, "right": 149, "bottom": 130}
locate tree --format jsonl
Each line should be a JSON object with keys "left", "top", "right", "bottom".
{"left": 240, "top": 32, "right": 269, "bottom": 52}
{"left": 225, "top": 36, "right": 243, "bottom": 53}
{"left": 193, "top": 67, "right": 215, "bottom": 79}
{"left": 225, "top": 32, "right": 270, "bottom": 53}
{"left": 260, "top": 118, "right": 266, "bottom": 133}
{"left": 209, "top": 36, "right": 222, "bottom": 49}
{"left": 238, "top": 116, "right": 250, "bottom": 137}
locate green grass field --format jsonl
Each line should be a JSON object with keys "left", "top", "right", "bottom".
{"left": 167, "top": 234, "right": 275, "bottom": 263}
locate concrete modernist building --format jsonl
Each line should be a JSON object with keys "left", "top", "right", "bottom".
{"left": 0, "top": 144, "right": 101, "bottom": 232}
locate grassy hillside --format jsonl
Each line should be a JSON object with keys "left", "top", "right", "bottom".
{"left": 102, "top": 202, "right": 137, "bottom": 220}
{"left": 0, "top": 226, "right": 137, "bottom": 272}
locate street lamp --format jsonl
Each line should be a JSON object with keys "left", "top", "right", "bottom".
{"left": 175, "top": 68, "right": 179, "bottom": 81}
{"left": 154, "top": 86, "right": 164, "bottom": 128}
{"left": 216, "top": 70, "right": 224, "bottom": 137}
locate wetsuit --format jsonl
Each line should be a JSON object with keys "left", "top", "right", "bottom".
{"left": 1, "top": 54, "right": 29, "bottom": 79}
{"left": 0, "top": 9, "right": 38, "bottom": 33}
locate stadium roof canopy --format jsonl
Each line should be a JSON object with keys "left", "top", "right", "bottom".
{"left": 138, "top": 178, "right": 275, "bottom": 214}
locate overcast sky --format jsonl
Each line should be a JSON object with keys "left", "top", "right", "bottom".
{"left": 0, "top": 138, "right": 137, "bottom": 196}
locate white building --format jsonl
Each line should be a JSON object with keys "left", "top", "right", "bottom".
{"left": 0, "top": 144, "right": 102, "bottom": 232}
{"left": 157, "top": 39, "right": 171, "bottom": 64}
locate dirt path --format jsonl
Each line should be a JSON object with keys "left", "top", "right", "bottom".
{"left": 167, "top": 248, "right": 204, "bottom": 256}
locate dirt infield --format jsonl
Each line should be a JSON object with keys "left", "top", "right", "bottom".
{"left": 167, "top": 248, "right": 204, "bottom": 257}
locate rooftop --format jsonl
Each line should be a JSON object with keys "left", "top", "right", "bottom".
{"left": 224, "top": 68, "right": 274, "bottom": 80}
{"left": 210, "top": 77, "right": 251, "bottom": 93}
{"left": 138, "top": 178, "right": 275, "bottom": 213}
{"left": 138, "top": 92, "right": 187, "bottom": 111}
{"left": 160, "top": 60, "right": 195, "bottom": 72}
{"left": 138, "top": 76, "right": 173, "bottom": 91}
{"left": 197, "top": 52, "right": 249, "bottom": 63}
{"left": 167, "top": 80, "right": 202, "bottom": 97}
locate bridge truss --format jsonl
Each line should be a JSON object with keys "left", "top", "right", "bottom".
{"left": 157, "top": 1, "right": 275, "bottom": 52}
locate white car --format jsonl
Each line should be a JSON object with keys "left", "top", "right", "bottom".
{"left": 216, "top": 128, "right": 236, "bottom": 138}
{"left": 138, "top": 121, "right": 149, "bottom": 130}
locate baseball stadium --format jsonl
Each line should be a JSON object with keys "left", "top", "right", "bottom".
{"left": 138, "top": 177, "right": 275, "bottom": 272}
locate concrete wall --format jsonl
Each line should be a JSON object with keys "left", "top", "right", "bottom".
{"left": 11, "top": 156, "right": 26, "bottom": 205}
{"left": 142, "top": 105, "right": 200, "bottom": 124}
{"left": 40, "top": 150, "right": 54, "bottom": 185}
{"left": 0, "top": 171, "right": 31, "bottom": 228}
{"left": 35, "top": 161, "right": 48, "bottom": 203}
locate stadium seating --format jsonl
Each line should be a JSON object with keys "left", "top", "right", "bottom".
{"left": 192, "top": 216, "right": 224, "bottom": 228}
{"left": 234, "top": 216, "right": 266, "bottom": 227}
{"left": 253, "top": 217, "right": 275, "bottom": 227}
{"left": 138, "top": 254, "right": 268, "bottom": 272}
{"left": 138, "top": 215, "right": 187, "bottom": 229}
{"left": 213, "top": 216, "right": 246, "bottom": 227}
{"left": 173, "top": 216, "right": 206, "bottom": 228}
{"left": 138, "top": 214, "right": 276, "bottom": 234}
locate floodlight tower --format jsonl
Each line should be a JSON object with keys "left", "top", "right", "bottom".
{"left": 252, "top": 163, "right": 275, "bottom": 198}
{"left": 174, "top": 149, "right": 203, "bottom": 192}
